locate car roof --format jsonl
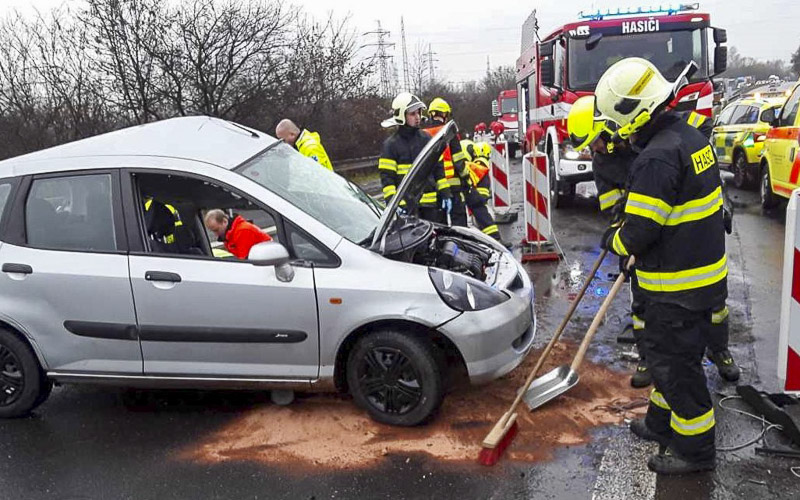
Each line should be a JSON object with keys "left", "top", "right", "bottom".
{"left": 724, "top": 98, "right": 782, "bottom": 109}
{"left": 0, "top": 116, "right": 276, "bottom": 175}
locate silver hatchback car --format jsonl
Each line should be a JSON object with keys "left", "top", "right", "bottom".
{"left": 0, "top": 117, "right": 535, "bottom": 425}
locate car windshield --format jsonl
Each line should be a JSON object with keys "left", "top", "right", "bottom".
{"left": 501, "top": 98, "right": 518, "bottom": 114}
{"left": 568, "top": 29, "right": 707, "bottom": 91}
{"left": 235, "top": 142, "right": 381, "bottom": 244}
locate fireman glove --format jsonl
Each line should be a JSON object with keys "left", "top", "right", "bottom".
{"left": 600, "top": 221, "right": 622, "bottom": 252}
{"left": 441, "top": 197, "right": 453, "bottom": 214}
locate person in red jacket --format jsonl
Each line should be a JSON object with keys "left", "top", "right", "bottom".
{"left": 204, "top": 209, "right": 271, "bottom": 259}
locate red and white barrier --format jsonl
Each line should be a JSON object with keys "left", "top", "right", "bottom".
{"left": 779, "top": 188, "right": 800, "bottom": 394}
{"left": 521, "top": 150, "right": 559, "bottom": 262}
{"left": 489, "top": 140, "right": 511, "bottom": 212}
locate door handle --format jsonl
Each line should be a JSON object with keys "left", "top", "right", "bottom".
{"left": 145, "top": 271, "right": 182, "bottom": 283}
{"left": 2, "top": 263, "right": 32, "bottom": 274}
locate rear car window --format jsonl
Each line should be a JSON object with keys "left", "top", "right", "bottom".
{"left": 25, "top": 174, "right": 117, "bottom": 252}
{"left": 0, "top": 182, "right": 12, "bottom": 226}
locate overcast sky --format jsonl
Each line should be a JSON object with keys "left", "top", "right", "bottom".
{"left": 4, "top": 0, "right": 799, "bottom": 83}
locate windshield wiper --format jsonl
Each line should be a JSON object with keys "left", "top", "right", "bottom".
{"left": 359, "top": 227, "right": 376, "bottom": 247}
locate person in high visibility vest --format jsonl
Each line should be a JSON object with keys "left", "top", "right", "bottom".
{"left": 379, "top": 93, "right": 453, "bottom": 223}
{"left": 569, "top": 96, "right": 740, "bottom": 389}
{"left": 275, "top": 119, "right": 333, "bottom": 171}
{"left": 596, "top": 58, "right": 725, "bottom": 474}
{"left": 460, "top": 139, "right": 501, "bottom": 241}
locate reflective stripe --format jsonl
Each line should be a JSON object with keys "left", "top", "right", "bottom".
{"left": 636, "top": 255, "right": 728, "bottom": 293}
{"left": 420, "top": 192, "right": 438, "bottom": 204}
{"left": 477, "top": 187, "right": 491, "bottom": 197}
{"left": 612, "top": 229, "right": 629, "bottom": 256}
{"left": 625, "top": 192, "right": 672, "bottom": 225}
{"left": 378, "top": 158, "right": 397, "bottom": 171}
{"left": 383, "top": 185, "right": 397, "bottom": 199}
{"left": 448, "top": 177, "right": 462, "bottom": 187}
{"left": 633, "top": 314, "right": 645, "bottom": 330}
{"left": 626, "top": 187, "right": 723, "bottom": 226}
{"left": 688, "top": 111, "right": 707, "bottom": 129}
{"left": 397, "top": 164, "right": 412, "bottom": 175}
{"left": 444, "top": 166, "right": 455, "bottom": 178}
{"left": 650, "top": 389, "right": 670, "bottom": 410}
{"left": 671, "top": 408, "right": 715, "bottom": 436}
{"left": 482, "top": 224, "right": 499, "bottom": 235}
{"left": 436, "top": 178, "right": 450, "bottom": 191}
{"left": 452, "top": 151, "right": 466, "bottom": 162}
{"left": 711, "top": 306, "right": 729, "bottom": 324}
{"left": 145, "top": 199, "right": 182, "bottom": 227}
{"left": 165, "top": 234, "right": 175, "bottom": 244}
{"left": 665, "top": 187, "right": 722, "bottom": 226}
{"left": 599, "top": 189, "right": 623, "bottom": 211}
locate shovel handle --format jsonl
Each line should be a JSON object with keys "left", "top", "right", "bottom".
{"left": 570, "top": 256, "right": 634, "bottom": 371}
{"left": 507, "top": 248, "right": 609, "bottom": 414}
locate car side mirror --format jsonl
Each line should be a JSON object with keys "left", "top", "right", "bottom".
{"left": 760, "top": 109, "right": 774, "bottom": 124}
{"left": 713, "top": 46, "right": 727, "bottom": 76}
{"left": 248, "top": 242, "right": 294, "bottom": 282}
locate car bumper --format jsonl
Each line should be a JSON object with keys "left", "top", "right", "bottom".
{"left": 557, "top": 158, "right": 593, "bottom": 180}
{"left": 438, "top": 260, "right": 536, "bottom": 384}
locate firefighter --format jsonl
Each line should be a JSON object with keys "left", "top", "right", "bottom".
{"left": 380, "top": 93, "right": 452, "bottom": 223}
{"left": 423, "top": 98, "right": 468, "bottom": 225}
{"left": 596, "top": 58, "right": 724, "bottom": 474}
{"left": 275, "top": 119, "right": 333, "bottom": 171}
{"left": 568, "top": 96, "right": 740, "bottom": 388}
{"left": 460, "top": 139, "right": 501, "bottom": 240}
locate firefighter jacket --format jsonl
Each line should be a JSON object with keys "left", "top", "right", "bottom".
{"left": 422, "top": 122, "right": 469, "bottom": 189}
{"left": 380, "top": 124, "right": 452, "bottom": 206}
{"left": 223, "top": 215, "right": 272, "bottom": 260}
{"left": 296, "top": 129, "right": 333, "bottom": 171}
{"left": 468, "top": 160, "right": 491, "bottom": 200}
{"left": 607, "top": 111, "right": 728, "bottom": 311}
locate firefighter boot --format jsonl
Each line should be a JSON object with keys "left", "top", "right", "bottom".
{"left": 708, "top": 349, "right": 740, "bottom": 382}
{"left": 647, "top": 448, "right": 715, "bottom": 475}
{"left": 629, "top": 419, "right": 669, "bottom": 449}
{"left": 631, "top": 359, "right": 652, "bottom": 388}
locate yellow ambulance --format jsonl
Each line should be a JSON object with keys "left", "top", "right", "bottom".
{"left": 761, "top": 81, "right": 800, "bottom": 208}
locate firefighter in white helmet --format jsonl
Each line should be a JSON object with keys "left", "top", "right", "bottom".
{"left": 379, "top": 92, "right": 452, "bottom": 223}
{"left": 596, "top": 58, "right": 726, "bottom": 475}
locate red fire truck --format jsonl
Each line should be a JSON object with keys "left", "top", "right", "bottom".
{"left": 491, "top": 89, "right": 520, "bottom": 157}
{"left": 515, "top": 4, "right": 728, "bottom": 207}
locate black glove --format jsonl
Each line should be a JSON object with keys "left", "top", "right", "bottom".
{"left": 618, "top": 255, "right": 633, "bottom": 280}
{"left": 600, "top": 222, "right": 621, "bottom": 251}
{"left": 722, "top": 205, "right": 733, "bottom": 234}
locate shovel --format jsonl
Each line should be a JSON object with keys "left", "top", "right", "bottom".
{"left": 524, "top": 256, "right": 633, "bottom": 411}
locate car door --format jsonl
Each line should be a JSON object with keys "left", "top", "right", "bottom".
{"left": 0, "top": 170, "right": 142, "bottom": 374}
{"left": 712, "top": 105, "right": 736, "bottom": 164}
{"left": 122, "top": 168, "right": 320, "bottom": 380}
{"left": 770, "top": 87, "right": 800, "bottom": 189}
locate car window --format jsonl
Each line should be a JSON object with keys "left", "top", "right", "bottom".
{"left": 728, "top": 106, "right": 747, "bottom": 125}
{"left": 25, "top": 174, "right": 117, "bottom": 252}
{"left": 132, "top": 171, "right": 277, "bottom": 260}
{"left": 0, "top": 181, "right": 13, "bottom": 226}
{"left": 716, "top": 106, "right": 735, "bottom": 126}
{"left": 736, "top": 106, "right": 759, "bottom": 124}
{"left": 780, "top": 88, "right": 800, "bottom": 126}
{"left": 284, "top": 220, "right": 337, "bottom": 266}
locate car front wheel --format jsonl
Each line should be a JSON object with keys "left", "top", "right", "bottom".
{"left": 732, "top": 151, "right": 750, "bottom": 189}
{"left": 347, "top": 329, "right": 443, "bottom": 426}
{"left": 761, "top": 165, "right": 780, "bottom": 209}
{"left": 0, "top": 328, "right": 45, "bottom": 418}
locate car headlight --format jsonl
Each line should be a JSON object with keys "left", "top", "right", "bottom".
{"left": 429, "top": 268, "right": 509, "bottom": 311}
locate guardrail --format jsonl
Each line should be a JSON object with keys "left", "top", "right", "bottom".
{"left": 334, "top": 155, "right": 379, "bottom": 175}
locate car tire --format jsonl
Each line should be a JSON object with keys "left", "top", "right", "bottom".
{"left": 732, "top": 151, "right": 749, "bottom": 189}
{"left": 346, "top": 329, "right": 443, "bottom": 426}
{"left": 760, "top": 165, "right": 780, "bottom": 209}
{"left": 0, "top": 328, "right": 44, "bottom": 418}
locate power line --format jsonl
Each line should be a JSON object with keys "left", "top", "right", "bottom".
{"left": 401, "top": 17, "right": 410, "bottom": 93}
{"left": 362, "top": 21, "right": 395, "bottom": 97}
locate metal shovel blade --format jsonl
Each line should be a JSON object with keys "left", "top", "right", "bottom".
{"left": 523, "top": 365, "right": 580, "bottom": 411}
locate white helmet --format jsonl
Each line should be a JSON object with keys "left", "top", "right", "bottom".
{"left": 381, "top": 92, "right": 427, "bottom": 128}
{"left": 594, "top": 57, "right": 690, "bottom": 138}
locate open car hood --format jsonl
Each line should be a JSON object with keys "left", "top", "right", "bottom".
{"left": 371, "top": 121, "right": 459, "bottom": 250}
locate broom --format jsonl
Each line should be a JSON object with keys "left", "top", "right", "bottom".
{"left": 478, "top": 248, "right": 609, "bottom": 466}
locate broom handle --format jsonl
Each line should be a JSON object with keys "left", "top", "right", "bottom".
{"left": 506, "top": 248, "right": 609, "bottom": 414}
{"left": 570, "top": 256, "right": 635, "bottom": 371}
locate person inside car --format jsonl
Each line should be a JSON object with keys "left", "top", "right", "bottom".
{"left": 204, "top": 209, "right": 271, "bottom": 259}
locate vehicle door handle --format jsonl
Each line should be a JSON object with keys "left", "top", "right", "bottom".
{"left": 2, "top": 263, "right": 32, "bottom": 274}
{"left": 145, "top": 271, "right": 182, "bottom": 283}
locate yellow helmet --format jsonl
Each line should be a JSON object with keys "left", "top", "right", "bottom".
{"left": 459, "top": 139, "right": 475, "bottom": 160}
{"left": 567, "top": 96, "right": 614, "bottom": 150}
{"left": 428, "top": 97, "right": 452, "bottom": 116}
{"left": 478, "top": 142, "right": 492, "bottom": 159}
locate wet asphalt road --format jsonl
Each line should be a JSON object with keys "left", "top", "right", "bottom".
{"left": 1, "top": 158, "right": 798, "bottom": 499}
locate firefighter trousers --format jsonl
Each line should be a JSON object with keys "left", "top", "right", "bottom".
{"left": 640, "top": 302, "right": 716, "bottom": 462}
{"left": 464, "top": 186, "right": 500, "bottom": 240}
{"left": 419, "top": 205, "right": 446, "bottom": 225}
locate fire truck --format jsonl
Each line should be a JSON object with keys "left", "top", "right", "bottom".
{"left": 515, "top": 4, "right": 728, "bottom": 207}
{"left": 491, "top": 89, "right": 520, "bottom": 157}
